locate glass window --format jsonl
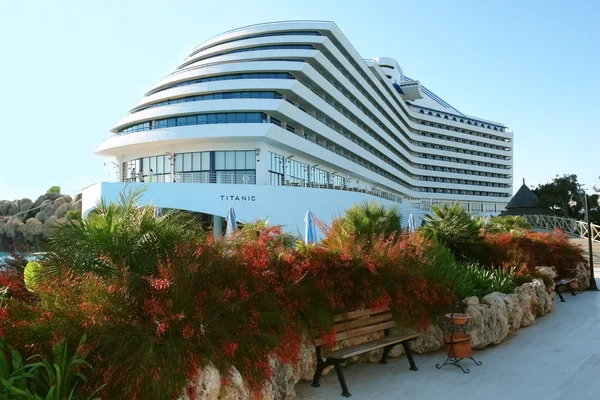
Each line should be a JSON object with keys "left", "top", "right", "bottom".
{"left": 183, "top": 153, "right": 192, "bottom": 171}
{"left": 192, "top": 153, "right": 201, "bottom": 170}
{"left": 197, "top": 115, "right": 207, "bottom": 124}
{"left": 167, "top": 118, "right": 176, "bottom": 127}
{"left": 174, "top": 154, "right": 183, "bottom": 172}
{"left": 215, "top": 151, "right": 225, "bottom": 169}
{"left": 245, "top": 151, "right": 256, "bottom": 169}
{"left": 186, "top": 115, "right": 197, "bottom": 125}
{"left": 235, "top": 151, "right": 246, "bottom": 169}
{"left": 202, "top": 152, "right": 210, "bottom": 170}
{"left": 216, "top": 114, "right": 227, "bottom": 124}
{"left": 157, "top": 156, "right": 164, "bottom": 174}
{"left": 177, "top": 117, "right": 187, "bottom": 126}
{"left": 225, "top": 151, "right": 235, "bottom": 169}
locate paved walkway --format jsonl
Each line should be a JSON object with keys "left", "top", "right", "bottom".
{"left": 296, "top": 284, "right": 600, "bottom": 400}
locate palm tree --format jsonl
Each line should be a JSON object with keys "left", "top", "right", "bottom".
{"left": 46, "top": 186, "right": 205, "bottom": 277}
{"left": 420, "top": 204, "right": 482, "bottom": 261}
{"left": 326, "top": 201, "right": 402, "bottom": 249}
{"left": 485, "top": 215, "right": 530, "bottom": 234}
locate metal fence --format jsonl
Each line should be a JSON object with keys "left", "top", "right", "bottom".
{"left": 524, "top": 214, "right": 600, "bottom": 243}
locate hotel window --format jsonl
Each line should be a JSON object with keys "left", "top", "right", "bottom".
{"left": 331, "top": 174, "right": 345, "bottom": 187}
{"left": 286, "top": 159, "right": 309, "bottom": 184}
{"left": 269, "top": 152, "right": 284, "bottom": 185}
{"left": 174, "top": 151, "right": 211, "bottom": 183}
{"left": 215, "top": 150, "right": 256, "bottom": 184}
{"left": 311, "top": 167, "right": 329, "bottom": 185}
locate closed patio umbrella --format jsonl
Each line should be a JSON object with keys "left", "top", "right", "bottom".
{"left": 225, "top": 207, "right": 238, "bottom": 237}
{"left": 407, "top": 213, "right": 416, "bottom": 234}
{"left": 304, "top": 210, "right": 317, "bottom": 244}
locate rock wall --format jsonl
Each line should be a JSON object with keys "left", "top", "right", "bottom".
{"left": 182, "top": 278, "right": 556, "bottom": 400}
{"left": 0, "top": 193, "right": 81, "bottom": 252}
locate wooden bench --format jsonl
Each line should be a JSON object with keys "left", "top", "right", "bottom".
{"left": 311, "top": 308, "right": 420, "bottom": 397}
{"left": 551, "top": 266, "right": 577, "bottom": 302}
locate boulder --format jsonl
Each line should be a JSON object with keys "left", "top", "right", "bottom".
{"left": 393, "top": 322, "right": 443, "bottom": 354}
{"left": 43, "top": 216, "right": 61, "bottom": 239}
{"left": 5, "top": 202, "right": 18, "bottom": 216}
{"left": 22, "top": 218, "right": 43, "bottom": 242}
{"left": 480, "top": 293, "right": 510, "bottom": 344}
{"left": 180, "top": 365, "right": 221, "bottom": 400}
{"left": 5, "top": 216, "right": 24, "bottom": 238}
{"left": 51, "top": 197, "right": 67, "bottom": 214}
{"left": 218, "top": 368, "right": 247, "bottom": 400}
{"left": 515, "top": 278, "right": 553, "bottom": 317}
{"left": 505, "top": 293, "right": 524, "bottom": 333}
{"left": 574, "top": 262, "right": 590, "bottom": 290}
{"left": 19, "top": 198, "right": 33, "bottom": 214}
{"left": 74, "top": 193, "right": 82, "bottom": 202}
{"left": 294, "top": 336, "right": 316, "bottom": 382}
{"left": 54, "top": 203, "right": 70, "bottom": 219}
{"left": 71, "top": 199, "right": 82, "bottom": 212}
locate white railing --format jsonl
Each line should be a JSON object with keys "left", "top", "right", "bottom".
{"left": 525, "top": 214, "right": 600, "bottom": 243}
{"left": 109, "top": 172, "right": 406, "bottom": 204}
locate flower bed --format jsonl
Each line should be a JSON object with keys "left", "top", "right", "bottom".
{"left": 0, "top": 198, "right": 589, "bottom": 399}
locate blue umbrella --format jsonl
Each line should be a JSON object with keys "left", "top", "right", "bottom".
{"left": 225, "top": 207, "right": 238, "bottom": 237}
{"left": 407, "top": 213, "right": 416, "bottom": 234}
{"left": 304, "top": 210, "right": 317, "bottom": 244}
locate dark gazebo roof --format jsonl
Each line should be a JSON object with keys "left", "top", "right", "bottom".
{"left": 500, "top": 180, "right": 552, "bottom": 216}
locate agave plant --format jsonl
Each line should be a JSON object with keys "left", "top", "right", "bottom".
{"left": 0, "top": 336, "right": 103, "bottom": 400}
{"left": 420, "top": 204, "right": 482, "bottom": 261}
{"left": 45, "top": 186, "right": 205, "bottom": 278}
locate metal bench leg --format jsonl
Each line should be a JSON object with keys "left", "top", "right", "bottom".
{"left": 333, "top": 360, "right": 351, "bottom": 397}
{"left": 570, "top": 287, "right": 577, "bottom": 296}
{"left": 402, "top": 342, "right": 419, "bottom": 371}
{"left": 380, "top": 344, "right": 394, "bottom": 364}
{"left": 555, "top": 287, "right": 565, "bottom": 302}
{"left": 311, "top": 347, "right": 326, "bottom": 388}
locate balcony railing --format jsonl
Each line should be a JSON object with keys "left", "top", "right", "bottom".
{"left": 111, "top": 172, "right": 405, "bottom": 204}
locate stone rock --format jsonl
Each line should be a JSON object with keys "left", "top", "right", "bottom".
{"left": 515, "top": 278, "right": 553, "bottom": 317}
{"left": 294, "top": 336, "right": 316, "bottom": 382}
{"left": 505, "top": 293, "right": 523, "bottom": 333}
{"left": 5, "top": 216, "right": 24, "bottom": 238}
{"left": 536, "top": 266, "right": 557, "bottom": 280}
{"left": 180, "top": 365, "right": 221, "bottom": 400}
{"left": 71, "top": 199, "right": 82, "bottom": 212}
{"left": 22, "top": 218, "right": 43, "bottom": 242}
{"left": 480, "top": 292, "right": 510, "bottom": 345}
{"left": 62, "top": 195, "right": 73, "bottom": 204}
{"left": 51, "top": 197, "right": 67, "bottom": 214}
{"left": 218, "top": 368, "right": 248, "bottom": 400}
{"left": 19, "top": 198, "right": 33, "bottom": 214}
{"left": 43, "top": 216, "right": 61, "bottom": 239}
{"left": 268, "top": 358, "right": 296, "bottom": 400}
{"left": 35, "top": 211, "right": 46, "bottom": 224}
{"left": 74, "top": 193, "right": 82, "bottom": 202}
{"left": 393, "top": 323, "right": 443, "bottom": 354}
{"left": 575, "top": 262, "right": 590, "bottom": 290}
{"left": 54, "top": 203, "right": 70, "bottom": 219}
{"left": 5, "top": 202, "right": 18, "bottom": 216}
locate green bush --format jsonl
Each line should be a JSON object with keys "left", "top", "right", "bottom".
{"left": 46, "top": 186, "right": 61, "bottom": 195}
{"left": 436, "top": 262, "right": 517, "bottom": 299}
{"left": 420, "top": 204, "right": 482, "bottom": 261}
{"left": 66, "top": 209, "right": 82, "bottom": 221}
{"left": 485, "top": 215, "right": 530, "bottom": 234}
{"left": 0, "top": 336, "right": 102, "bottom": 399}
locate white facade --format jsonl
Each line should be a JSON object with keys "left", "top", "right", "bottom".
{"left": 87, "top": 20, "right": 513, "bottom": 229}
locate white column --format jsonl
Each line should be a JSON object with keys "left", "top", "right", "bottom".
{"left": 213, "top": 215, "right": 223, "bottom": 238}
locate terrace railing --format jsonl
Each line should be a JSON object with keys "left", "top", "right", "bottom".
{"left": 524, "top": 214, "right": 600, "bottom": 244}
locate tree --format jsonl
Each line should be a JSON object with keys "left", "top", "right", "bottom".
{"left": 533, "top": 174, "right": 584, "bottom": 218}
{"left": 46, "top": 185, "right": 61, "bottom": 195}
{"left": 420, "top": 204, "right": 482, "bottom": 261}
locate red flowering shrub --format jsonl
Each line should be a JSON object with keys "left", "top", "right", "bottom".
{"left": 480, "top": 230, "right": 586, "bottom": 277}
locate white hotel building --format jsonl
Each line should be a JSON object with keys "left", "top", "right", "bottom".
{"left": 84, "top": 20, "right": 513, "bottom": 233}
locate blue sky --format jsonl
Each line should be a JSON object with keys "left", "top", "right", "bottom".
{"left": 0, "top": 0, "right": 598, "bottom": 200}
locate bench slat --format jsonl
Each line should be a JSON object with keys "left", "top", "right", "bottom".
{"left": 314, "top": 320, "right": 396, "bottom": 346}
{"left": 555, "top": 278, "right": 576, "bottom": 285}
{"left": 332, "top": 308, "right": 390, "bottom": 323}
{"left": 331, "top": 313, "right": 393, "bottom": 335}
{"left": 325, "top": 333, "right": 420, "bottom": 359}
